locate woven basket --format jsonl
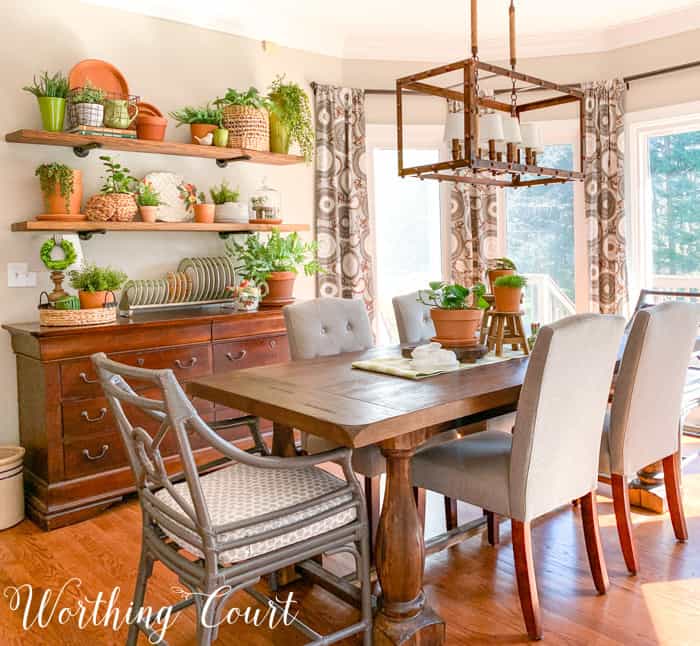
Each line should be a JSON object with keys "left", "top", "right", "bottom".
{"left": 85, "top": 193, "right": 138, "bottom": 222}
{"left": 39, "top": 306, "right": 116, "bottom": 327}
{"left": 222, "top": 105, "right": 269, "bottom": 151}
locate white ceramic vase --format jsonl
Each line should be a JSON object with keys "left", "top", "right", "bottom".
{"left": 215, "top": 202, "right": 248, "bottom": 223}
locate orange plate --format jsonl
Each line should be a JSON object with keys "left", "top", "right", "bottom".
{"left": 69, "top": 59, "right": 129, "bottom": 96}
{"left": 137, "top": 102, "right": 163, "bottom": 118}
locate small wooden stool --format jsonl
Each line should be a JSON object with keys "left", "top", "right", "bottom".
{"left": 486, "top": 311, "right": 530, "bottom": 357}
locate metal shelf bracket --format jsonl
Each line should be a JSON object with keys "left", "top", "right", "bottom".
{"left": 216, "top": 154, "right": 252, "bottom": 168}
{"left": 78, "top": 229, "right": 106, "bottom": 241}
{"left": 73, "top": 142, "right": 103, "bottom": 158}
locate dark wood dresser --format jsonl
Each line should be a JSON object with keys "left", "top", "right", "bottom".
{"left": 3, "top": 307, "right": 290, "bottom": 530}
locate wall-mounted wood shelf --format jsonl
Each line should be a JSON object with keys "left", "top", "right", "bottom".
{"left": 11, "top": 220, "right": 309, "bottom": 240}
{"left": 5, "top": 130, "right": 305, "bottom": 167}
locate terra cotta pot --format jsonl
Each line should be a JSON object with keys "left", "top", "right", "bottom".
{"left": 493, "top": 286, "right": 522, "bottom": 313}
{"left": 189, "top": 123, "right": 217, "bottom": 144}
{"left": 139, "top": 205, "right": 159, "bottom": 223}
{"left": 44, "top": 169, "right": 83, "bottom": 215}
{"left": 261, "top": 271, "right": 296, "bottom": 306}
{"left": 136, "top": 114, "right": 167, "bottom": 141}
{"left": 79, "top": 290, "right": 114, "bottom": 309}
{"left": 487, "top": 268, "right": 515, "bottom": 293}
{"left": 430, "top": 308, "right": 482, "bottom": 346}
{"left": 194, "top": 204, "right": 215, "bottom": 224}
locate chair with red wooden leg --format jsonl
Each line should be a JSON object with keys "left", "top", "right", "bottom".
{"left": 412, "top": 314, "right": 625, "bottom": 640}
{"left": 598, "top": 302, "right": 700, "bottom": 574}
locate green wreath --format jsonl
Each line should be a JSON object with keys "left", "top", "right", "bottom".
{"left": 40, "top": 238, "right": 77, "bottom": 271}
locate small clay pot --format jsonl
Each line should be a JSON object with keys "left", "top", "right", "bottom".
{"left": 493, "top": 286, "right": 522, "bottom": 313}
{"left": 430, "top": 308, "right": 482, "bottom": 346}
{"left": 261, "top": 271, "right": 296, "bottom": 305}
{"left": 136, "top": 114, "right": 167, "bottom": 141}
{"left": 487, "top": 268, "right": 515, "bottom": 293}
{"left": 194, "top": 204, "right": 215, "bottom": 224}
{"left": 79, "top": 290, "right": 114, "bottom": 309}
{"left": 139, "top": 205, "right": 159, "bottom": 223}
{"left": 189, "top": 123, "right": 217, "bottom": 144}
{"left": 43, "top": 169, "right": 83, "bottom": 215}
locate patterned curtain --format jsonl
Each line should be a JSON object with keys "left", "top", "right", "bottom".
{"left": 583, "top": 79, "right": 627, "bottom": 315}
{"left": 314, "top": 85, "right": 374, "bottom": 322}
{"left": 449, "top": 181, "right": 498, "bottom": 288}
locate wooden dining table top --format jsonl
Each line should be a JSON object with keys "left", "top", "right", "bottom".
{"left": 188, "top": 346, "right": 529, "bottom": 448}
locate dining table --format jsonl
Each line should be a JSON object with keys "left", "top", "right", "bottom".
{"left": 188, "top": 345, "right": 529, "bottom": 645}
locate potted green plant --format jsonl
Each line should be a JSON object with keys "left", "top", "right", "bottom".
{"left": 493, "top": 274, "right": 527, "bottom": 312}
{"left": 68, "top": 262, "right": 128, "bottom": 309}
{"left": 226, "top": 229, "right": 321, "bottom": 305}
{"left": 213, "top": 118, "right": 229, "bottom": 147}
{"left": 194, "top": 191, "right": 215, "bottom": 224}
{"left": 215, "top": 87, "right": 271, "bottom": 151}
{"left": 267, "top": 75, "right": 314, "bottom": 160}
{"left": 67, "top": 81, "right": 105, "bottom": 128}
{"left": 35, "top": 162, "right": 83, "bottom": 216}
{"left": 418, "top": 281, "right": 489, "bottom": 346}
{"left": 487, "top": 257, "right": 517, "bottom": 292}
{"left": 210, "top": 181, "right": 246, "bottom": 222}
{"left": 168, "top": 103, "right": 221, "bottom": 144}
{"left": 23, "top": 71, "right": 69, "bottom": 132}
{"left": 85, "top": 155, "right": 138, "bottom": 223}
{"left": 136, "top": 181, "right": 164, "bottom": 223}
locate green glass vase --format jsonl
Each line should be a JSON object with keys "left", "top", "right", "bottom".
{"left": 37, "top": 97, "right": 66, "bottom": 132}
{"left": 269, "top": 112, "right": 290, "bottom": 154}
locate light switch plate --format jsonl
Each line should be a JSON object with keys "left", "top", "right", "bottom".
{"left": 7, "top": 263, "right": 37, "bottom": 288}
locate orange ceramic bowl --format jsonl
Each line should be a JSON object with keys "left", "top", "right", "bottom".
{"left": 136, "top": 114, "right": 167, "bottom": 141}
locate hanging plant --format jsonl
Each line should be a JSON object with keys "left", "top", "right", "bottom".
{"left": 35, "top": 163, "right": 75, "bottom": 212}
{"left": 40, "top": 238, "right": 77, "bottom": 271}
{"left": 267, "top": 75, "right": 314, "bottom": 161}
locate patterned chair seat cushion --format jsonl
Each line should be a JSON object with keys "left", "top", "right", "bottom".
{"left": 155, "top": 462, "right": 356, "bottom": 564}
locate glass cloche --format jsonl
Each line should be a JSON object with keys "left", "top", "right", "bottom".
{"left": 249, "top": 177, "right": 281, "bottom": 221}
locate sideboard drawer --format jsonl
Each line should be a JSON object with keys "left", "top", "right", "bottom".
{"left": 213, "top": 335, "right": 289, "bottom": 373}
{"left": 61, "top": 344, "right": 213, "bottom": 400}
{"left": 64, "top": 431, "right": 128, "bottom": 480}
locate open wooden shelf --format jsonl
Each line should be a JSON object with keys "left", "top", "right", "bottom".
{"left": 5, "top": 130, "right": 305, "bottom": 167}
{"left": 11, "top": 220, "right": 309, "bottom": 240}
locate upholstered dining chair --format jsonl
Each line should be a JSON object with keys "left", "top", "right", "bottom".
{"left": 412, "top": 314, "right": 625, "bottom": 640}
{"left": 92, "top": 353, "right": 372, "bottom": 646}
{"left": 598, "top": 301, "right": 700, "bottom": 575}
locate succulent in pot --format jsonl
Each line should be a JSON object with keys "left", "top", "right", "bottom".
{"left": 168, "top": 103, "right": 221, "bottom": 144}
{"left": 85, "top": 155, "right": 138, "bottom": 222}
{"left": 210, "top": 181, "right": 246, "bottom": 222}
{"left": 35, "top": 162, "right": 83, "bottom": 216}
{"left": 193, "top": 191, "right": 215, "bottom": 224}
{"left": 136, "top": 181, "right": 164, "bottom": 223}
{"left": 68, "top": 81, "right": 105, "bottom": 128}
{"left": 23, "top": 71, "right": 69, "bottom": 132}
{"left": 226, "top": 229, "right": 321, "bottom": 306}
{"left": 418, "top": 281, "right": 489, "bottom": 346}
{"left": 493, "top": 274, "right": 527, "bottom": 313}
{"left": 68, "top": 262, "right": 127, "bottom": 309}
{"left": 215, "top": 87, "right": 271, "bottom": 152}
{"left": 267, "top": 75, "right": 313, "bottom": 160}
{"left": 487, "top": 257, "right": 517, "bottom": 292}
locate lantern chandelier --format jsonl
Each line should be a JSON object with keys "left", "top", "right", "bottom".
{"left": 395, "top": 0, "right": 585, "bottom": 188}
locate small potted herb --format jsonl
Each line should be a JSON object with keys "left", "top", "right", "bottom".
{"left": 35, "top": 162, "right": 83, "bottom": 216}
{"left": 136, "top": 181, "right": 164, "bottom": 223}
{"left": 194, "top": 191, "right": 215, "bottom": 224}
{"left": 418, "top": 281, "right": 489, "bottom": 345}
{"left": 210, "top": 181, "right": 246, "bottom": 222}
{"left": 84, "top": 155, "right": 138, "bottom": 223}
{"left": 168, "top": 103, "right": 221, "bottom": 144}
{"left": 23, "top": 71, "right": 69, "bottom": 132}
{"left": 487, "top": 257, "right": 517, "bottom": 292}
{"left": 267, "top": 75, "right": 313, "bottom": 160}
{"left": 226, "top": 229, "right": 321, "bottom": 305}
{"left": 215, "top": 87, "right": 271, "bottom": 151}
{"left": 493, "top": 274, "right": 527, "bottom": 312}
{"left": 68, "top": 262, "right": 128, "bottom": 309}
{"left": 67, "top": 81, "right": 105, "bottom": 128}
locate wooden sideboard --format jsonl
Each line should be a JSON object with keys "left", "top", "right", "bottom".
{"left": 3, "top": 307, "right": 290, "bottom": 530}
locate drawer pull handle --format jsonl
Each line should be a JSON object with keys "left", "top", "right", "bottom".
{"left": 136, "top": 358, "right": 145, "bottom": 367}
{"left": 82, "top": 444, "right": 109, "bottom": 461}
{"left": 79, "top": 372, "right": 99, "bottom": 385}
{"left": 226, "top": 350, "right": 247, "bottom": 362}
{"left": 268, "top": 339, "right": 277, "bottom": 349}
{"left": 174, "top": 357, "right": 198, "bottom": 369}
{"left": 81, "top": 408, "right": 107, "bottom": 423}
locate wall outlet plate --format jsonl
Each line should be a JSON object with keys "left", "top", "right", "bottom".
{"left": 7, "top": 263, "right": 37, "bottom": 288}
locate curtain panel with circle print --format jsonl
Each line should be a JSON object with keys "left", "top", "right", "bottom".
{"left": 583, "top": 79, "right": 628, "bottom": 315}
{"left": 314, "top": 85, "right": 375, "bottom": 322}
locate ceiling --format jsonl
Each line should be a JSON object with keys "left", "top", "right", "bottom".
{"left": 84, "top": 0, "right": 700, "bottom": 61}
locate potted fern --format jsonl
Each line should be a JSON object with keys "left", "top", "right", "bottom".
{"left": 35, "top": 163, "right": 83, "bottom": 217}
{"left": 487, "top": 257, "right": 517, "bottom": 292}
{"left": 136, "top": 181, "right": 164, "bottom": 223}
{"left": 418, "top": 281, "right": 489, "bottom": 346}
{"left": 23, "top": 71, "right": 69, "bottom": 132}
{"left": 168, "top": 103, "right": 221, "bottom": 144}
{"left": 267, "top": 75, "right": 313, "bottom": 160}
{"left": 493, "top": 274, "right": 527, "bottom": 313}
{"left": 67, "top": 81, "right": 106, "bottom": 128}
{"left": 209, "top": 181, "right": 246, "bottom": 222}
{"left": 68, "top": 262, "right": 128, "bottom": 309}
{"left": 215, "top": 87, "right": 271, "bottom": 151}
{"left": 226, "top": 229, "right": 321, "bottom": 305}
{"left": 85, "top": 155, "right": 138, "bottom": 222}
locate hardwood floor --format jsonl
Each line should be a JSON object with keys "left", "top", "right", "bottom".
{"left": 1, "top": 436, "right": 700, "bottom": 645}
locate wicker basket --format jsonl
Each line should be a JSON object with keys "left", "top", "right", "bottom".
{"left": 85, "top": 193, "right": 138, "bottom": 222}
{"left": 39, "top": 306, "right": 117, "bottom": 327}
{"left": 222, "top": 105, "right": 269, "bottom": 151}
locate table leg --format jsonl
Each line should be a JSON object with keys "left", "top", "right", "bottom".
{"left": 374, "top": 443, "right": 445, "bottom": 645}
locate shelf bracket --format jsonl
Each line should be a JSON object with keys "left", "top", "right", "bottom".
{"left": 73, "top": 142, "right": 103, "bottom": 158}
{"left": 78, "top": 229, "right": 106, "bottom": 241}
{"left": 216, "top": 154, "right": 252, "bottom": 168}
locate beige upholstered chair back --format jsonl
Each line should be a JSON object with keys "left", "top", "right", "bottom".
{"left": 509, "top": 314, "right": 625, "bottom": 521}
{"left": 609, "top": 301, "right": 700, "bottom": 475}
{"left": 392, "top": 292, "right": 436, "bottom": 344}
{"left": 283, "top": 297, "right": 373, "bottom": 360}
